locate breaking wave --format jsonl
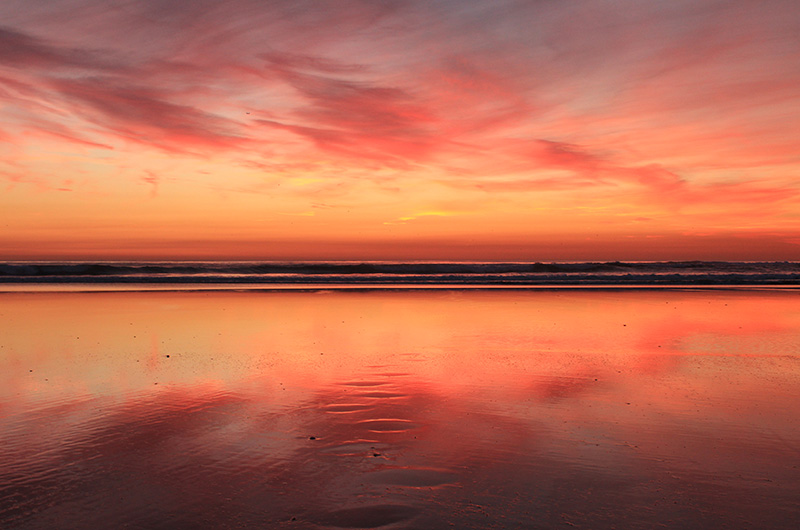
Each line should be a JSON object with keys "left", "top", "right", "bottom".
{"left": 1, "top": 261, "right": 799, "bottom": 286}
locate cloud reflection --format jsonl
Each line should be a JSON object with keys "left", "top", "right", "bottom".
{"left": 2, "top": 290, "right": 800, "bottom": 527}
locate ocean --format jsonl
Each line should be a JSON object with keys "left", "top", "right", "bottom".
{"left": 2, "top": 260, "right": 800, "bottom": 287}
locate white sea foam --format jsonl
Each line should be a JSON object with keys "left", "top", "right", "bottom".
{"left": 1, "top": 261, "right": 799, "bottom": 285}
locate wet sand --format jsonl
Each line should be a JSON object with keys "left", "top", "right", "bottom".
{"left": 1, "top": 289, "right": 799, "bottom": 529}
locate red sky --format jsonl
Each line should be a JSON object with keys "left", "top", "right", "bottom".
{"left": 1, "top": 0, "right": 800, "bottom": 261}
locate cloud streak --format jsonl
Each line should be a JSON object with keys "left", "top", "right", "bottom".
{"left": 0, "top": 25, "right": 114, "bottom": 71}
{"left": 51, "top": 77, "right": 246, "bottom": 152}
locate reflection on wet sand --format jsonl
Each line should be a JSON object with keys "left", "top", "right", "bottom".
{"left": 1, "top": 290, "right": 799, "bottom": 529}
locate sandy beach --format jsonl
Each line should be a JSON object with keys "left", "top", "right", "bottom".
{"left": 1, "top": 289, "right": 799, "bottom": 529}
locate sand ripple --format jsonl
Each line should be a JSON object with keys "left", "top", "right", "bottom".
{"left": 365, "top": 467, "right": 459, "bottom": 487}
{"left": 313, "top": 504, "right": 418, "bottom": 528}
{"left": 356, "top": 418, "right": 418, "bottom": 433}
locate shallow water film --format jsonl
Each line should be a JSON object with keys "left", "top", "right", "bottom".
{"left": 1, "top": 290, "right": 799, "bottom": 529}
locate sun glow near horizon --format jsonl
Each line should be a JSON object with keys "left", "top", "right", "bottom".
{"left": 2, "top": 0, "right": 800, "bottom": 261}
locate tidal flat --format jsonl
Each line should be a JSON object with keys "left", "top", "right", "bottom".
{"left": 1, "top": 289, "right": 799, "bottom": 529}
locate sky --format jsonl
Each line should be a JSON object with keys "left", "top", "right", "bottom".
{"left": 1, "top": 0, "right": 800, "bottom": 261}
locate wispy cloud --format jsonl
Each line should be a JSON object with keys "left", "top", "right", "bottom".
{"left": 51, "top": 77, "right": 247, "bottom": 152}
{"left": 0, "top": 25, "right": 116, "bottom": 71}
{"left": 384, "top": 210, "right": 462, "bottom": 225}
{"left": 257, "top": 52, "right": 440, "bottom": 166}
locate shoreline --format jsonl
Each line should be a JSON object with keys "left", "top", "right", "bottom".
{"left": 2, "top": 282, "right": 800, "bottom": 293}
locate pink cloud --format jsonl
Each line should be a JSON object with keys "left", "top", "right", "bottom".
{"left": 49, "top": 77, "right": 247, "bottom": 153}
{"left": 0, "top": 25, "right": 113, "bottom": 71}
{"left": 255, "top": 52, "right": 443, "bottom": 166}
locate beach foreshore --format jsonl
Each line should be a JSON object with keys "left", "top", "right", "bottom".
{"left": 2, "top": 289, "right": 799, "bottom": 529}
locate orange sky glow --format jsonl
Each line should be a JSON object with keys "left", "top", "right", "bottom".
{"left": 2, "top": 0, "right": 800, "bottom": 261}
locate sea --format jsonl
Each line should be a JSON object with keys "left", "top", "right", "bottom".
{"left": 2, "top": 260, "right": 800, "bottom": 287}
